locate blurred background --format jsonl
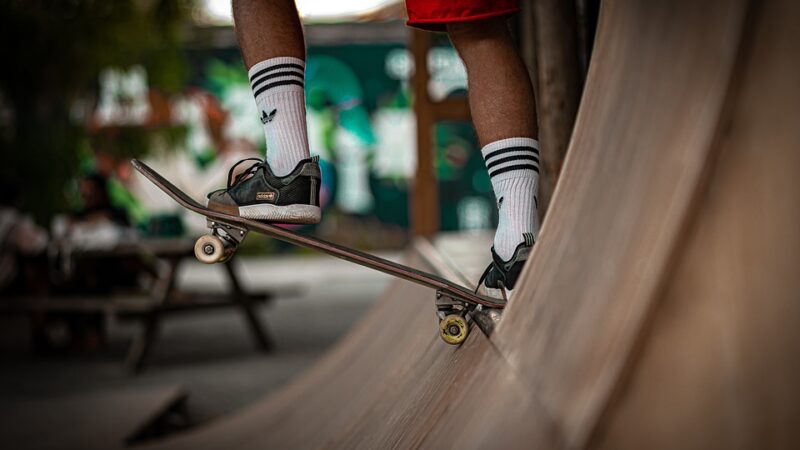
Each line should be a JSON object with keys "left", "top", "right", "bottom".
{"left": 0, "top": 0, "right": 597, "bottom": 448}
{"left": 0, "top": 0, "right": 503, "bottom": 245}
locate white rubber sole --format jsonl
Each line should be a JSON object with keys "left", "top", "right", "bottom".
{"left": 476, "top": 284, "right": 513, "bottom": 302}
{"left": 238, "top": 203, "right": 321, "bottom": 224}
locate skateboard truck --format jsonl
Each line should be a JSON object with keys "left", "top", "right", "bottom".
{"left": 194, "top": 219, "right": 248, "bottom": 264}
{"left": 436, "top": 291, "right": 470, "bottom": 345}
{"left": 436, "top": 290, "right": 503, "bottom": 345}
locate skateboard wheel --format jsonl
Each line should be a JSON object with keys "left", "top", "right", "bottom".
{"left": 439, "top": 315, "right": 468, "bottom": 345}
{"left": 194, "top": 235, "right": 228, "bottom": 264}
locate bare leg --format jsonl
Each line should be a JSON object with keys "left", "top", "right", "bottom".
{"left": 232, "top": 0, "right": 306, "bottom": 67}
{"left": 205, "top": 0, "right": 320, "bottom": 224}
{"left": 447, "top": 18, "right": 538, "bottom": 146}
{"left": 448, "top": 18, "right": 540, "bottom": 295}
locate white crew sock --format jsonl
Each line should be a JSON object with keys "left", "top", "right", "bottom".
{"left": 248, "top": 57, "right": 310, "bottom": 176}
{"left": 481, "top": 137, "right": 541, "bottom": 261}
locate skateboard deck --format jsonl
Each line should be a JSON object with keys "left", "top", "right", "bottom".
{"left": 131, "top": 159, "right": 504, "bottom": 344}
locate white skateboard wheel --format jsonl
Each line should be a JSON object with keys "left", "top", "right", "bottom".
{"left": 194, "top": 235, "right": 228, "bottom": 264}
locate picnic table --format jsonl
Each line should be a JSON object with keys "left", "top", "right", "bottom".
{"left": 1, "top": 237, "right": 275, "bottom": 372}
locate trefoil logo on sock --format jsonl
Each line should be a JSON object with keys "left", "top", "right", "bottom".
{"left": 260, "top": 108, "right": 277, "bottom": 124}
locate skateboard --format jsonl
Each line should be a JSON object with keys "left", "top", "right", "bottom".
{"left": 131, "top": 159, "right": 505, "bottom": 345}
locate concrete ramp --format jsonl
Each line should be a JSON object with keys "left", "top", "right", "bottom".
{"left": 149, "top": 0, "right": 800, "bottom": 447}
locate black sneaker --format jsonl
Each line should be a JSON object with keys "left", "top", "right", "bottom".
{"left": 477, "top": 233, "right": 535, "bottom": 300}
{"left": 206, "top": 156, "right": 321, "bottom": 224}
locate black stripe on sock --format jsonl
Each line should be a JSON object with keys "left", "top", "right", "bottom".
{"left": 489, "top": 163, "right": 540, "bottom": 178}
{"left": 251, "top": 70, "right": 304, "bottom": 91}
{"left": 486, "top": 154, "right": 539, "bottom": 171}
{"left": 248, "top": 63, "right": 304, "bottom": 83}
{"left": 253, "top": 79, "right": 304, "bottom": 98}
{"left": 483, "top": 146, "right": 539, "bottom": 162}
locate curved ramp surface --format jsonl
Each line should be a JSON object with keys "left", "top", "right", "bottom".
{"left": 149, "top": 0, "right": 800, "bottom": 448}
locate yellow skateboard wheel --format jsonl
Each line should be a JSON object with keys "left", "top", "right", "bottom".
{"left": 439, "top": 315, "right": 468, "bottom": 345}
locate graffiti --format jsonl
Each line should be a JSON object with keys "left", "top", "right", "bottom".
{"left": 105, "top": 43, "right": 495, "bottom": 236}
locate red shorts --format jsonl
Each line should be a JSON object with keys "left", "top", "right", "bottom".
{"left": 406, "top": 0, "right": 521, "bottom": 32}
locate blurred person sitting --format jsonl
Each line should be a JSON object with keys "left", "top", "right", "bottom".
{"left": 207, "top": 0, "right": 538, "bottom": 300}
{"left": 72, "top": 172, "right": 131, "bottom": 228}
{"left": 49, "top": 172, "right": 142, "bottom": 351}
{"left": 51, "top": 172, "right": 140, "bottom": 291}
{"left": 0, "top": 181, "right": 48, "bottom": 295}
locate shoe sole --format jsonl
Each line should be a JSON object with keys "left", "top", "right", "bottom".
{"left": 238, "top": 203, "right": 321, "bottom": 224}
{"left": 475, "top": 283, "right": 513, "bottom": 302}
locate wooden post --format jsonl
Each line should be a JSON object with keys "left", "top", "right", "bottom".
{"left": 410, "top": 29, "right": 438, "bottom": 237}
{"left": 521, "top": 0, "right": 583, "bottom": 218}
{"left": 410, "top": 29, "right": 472, "bottom": 237}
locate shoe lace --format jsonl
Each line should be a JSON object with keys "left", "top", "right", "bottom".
{"left": 226, "top": 158, "right": 263, "bottom": 190}
{"left": 476, "top": 263, "right": 493, "bottom": 294}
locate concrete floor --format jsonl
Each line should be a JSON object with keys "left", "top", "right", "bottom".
{"left": 0, "top": 253, "right": 394, "bottom": 443}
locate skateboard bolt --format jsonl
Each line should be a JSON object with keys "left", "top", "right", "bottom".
{"left": 449, "top": 325, "right": 460, "bottom": 335}
{"left": 203, "top": 244, "right": 215, "bottom": 255}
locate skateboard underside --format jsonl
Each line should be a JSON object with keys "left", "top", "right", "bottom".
{"left": 131, "top": 159, "right": 504, "bottom": 344}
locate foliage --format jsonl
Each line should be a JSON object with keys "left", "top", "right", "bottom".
{"left": 0, "top": 0, "right": 192, "bottom": 222}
